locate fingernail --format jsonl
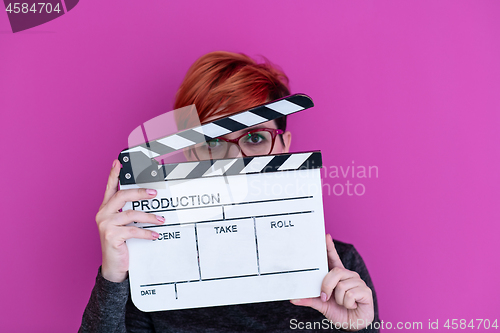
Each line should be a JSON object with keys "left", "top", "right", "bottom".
{"left": 152, "top": 232, "right": 159, "bottom": 238}
{"left": 156, "top": 215, "right": 165, "bottom": 223}
{"left": 112, "top": 160, "right": 117, "bottom": 168}
{"left": 146, "top": 189, "right": 157, "bottom": 196}
{"left": 321, "top": 292, "right": 327, "bottom": 302}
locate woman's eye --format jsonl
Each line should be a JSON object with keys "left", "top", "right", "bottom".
{"left": 199, "top": 139, "right": 221, "bottom": 150}
{"left": 207, "top": 139, "right": 221, "bottom": 148}
{"left": 246, "top": 133, "right": 264, "bottom": 144}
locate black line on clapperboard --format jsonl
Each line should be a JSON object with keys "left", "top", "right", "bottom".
{"left": 202, "top": 273, "right": 259, "bottom": 282}
{"left": 259, "top": 268, "right": 319, "bottom": 276}
{"left": 141, "top": 196, "right": 313, "bottom": 214}
{"left": 143, "top": 210, "right": 313, "bottom": 228}
{"left": 174, "top": 283, "right": 178, "bottom": 299}
{"left": 253, "top": 217, "right": 260, "bottom": 275}
{"left": 194, "top": 224, "right": 202, "bottom": 281}
{"left": 229, "top": 196, "right": 313, "bottom": 206}
{"left": 140, "top": 279, "right": 199, "bottom": 288}
{"left": 139, "top": 268, "right": 320, "bottom": 288}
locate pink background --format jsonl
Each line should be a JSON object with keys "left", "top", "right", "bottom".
{"left": 1, "top": 1, "right": 499, "bottom": 331}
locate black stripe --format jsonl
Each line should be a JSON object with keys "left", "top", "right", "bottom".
{"left": 223, "top": 157, "right": 253, "bottom": 176}
{"left": 287, "top": 94, "right": 314, "bottom": 109}
{"left": 140, "top": 141, "right": 176, "bottom": 156}
{"left": 263, "top": 154, "right": 292, "bottom": 173}
{"left": 176, "top": 129, "right": 212, "bottom": 143}
{"left": 216, "top": 159, "right": 245, "bottom": 176}
{"left": 160, "top": 163, "right": 179, "bottom": 179}
{"left": 299, "top": 152, "right": 323, "bottom": 169}
{"left": 212, "top": 117, "right": 248, "bottom": 132}
{"left": 250, "top": 107, "right": 286, "bottom": 121}
{"left": 162, "top": 162, "right": 198, "bottom": 179}
{"left": 185, "top": 160, "right": 213, "bottom": 178}
{"left": 204, "top": 159, "right": 241, "bottom": 176}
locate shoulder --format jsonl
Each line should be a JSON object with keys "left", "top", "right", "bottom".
{"left": 331, "top": 238, "right": 356, "bottom": 258}
{"left": 331, "top": 238, "right": 371, "bottom": 282}
{"left": 331, "top": 238, "right": 359, "bottom": 266}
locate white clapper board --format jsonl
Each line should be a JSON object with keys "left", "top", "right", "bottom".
{"left": 118, "top": 94, "right": 328, "bottom": 312}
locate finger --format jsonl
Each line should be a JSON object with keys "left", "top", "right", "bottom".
{"left": 112, "top": 210, "right": 165, "bottom": 227}
{"left": 101, "top": 159, "right": 121, "bottom": 208}
{"left": 334, "top": 278, "right": 364, "bottom": 308}
{"left": 326, "top": 234, "right": 345, "bottom": 270}
{"left": 321, "top": 266, "right": 359, "bottom": 301}
{"left": 105, "top": 226, "right": 160, "bottom": 247}
{"left": 104, "top": 188, "right": 158, "bottom": 214}
{"left": 120, "top": 226, "right": 160, "bottom": 243}
{"left": 342, "top": 285, "right": 372, "bottom": 310}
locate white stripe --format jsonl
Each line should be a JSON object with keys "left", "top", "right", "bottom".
{"left": 239, "top": 156, "right": 275, "bottom": 174}
{"left": 157, "top": 135, "right": 196, "bottom": 150}
{"left": 277, "top": 153, "right": 313, "bottom": 171}
{"left": 121, "top": 146, "right": 160, "bottom": 158}
{"left": 192, "top": 123, "right": 231, "bottom": 138}
{"left": 229, "top": 112, "right": 268, "bottom": 127}
{"left": 202, "top": 159, "right": 238, "bottom": 177}
{"left": 265, "top": 100, "right": 304, "bottom": 115}
{"left": 165, "top": 162, "right": 199, "bottom": 180}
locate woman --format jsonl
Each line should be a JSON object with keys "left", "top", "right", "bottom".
{"left": 80, "top": 51, "right": 379, "bottom": 332}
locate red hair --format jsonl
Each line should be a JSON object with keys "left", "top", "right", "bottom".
{"left": 174, "top": 51, "right": 290, "bottom": 130}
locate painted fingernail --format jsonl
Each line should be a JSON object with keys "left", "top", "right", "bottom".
{"left": 156, "top": 215, "right": 165, "bottom": 223}
{"left": 112, "top": 160, "right": 117, "bottom": 168}
{"left": 152, "top": 232, "right": 159, "bottom": 238}
{"left": 146, "top": 189, "right": 157, "bottom": 196}
{"left": 321, "top": 292, "right": 327, "bottom": 302}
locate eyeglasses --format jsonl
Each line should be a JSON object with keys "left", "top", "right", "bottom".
{"left": 190, "top": 128, "right": 284, "bottom": 160}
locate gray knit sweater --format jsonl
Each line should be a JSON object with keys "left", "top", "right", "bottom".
{"left": 79, "top": 240, "right": 380, "bottom": 332}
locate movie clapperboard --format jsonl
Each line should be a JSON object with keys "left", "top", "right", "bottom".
{"left": 118, "top": 94, "right": 328, "bottom": 312}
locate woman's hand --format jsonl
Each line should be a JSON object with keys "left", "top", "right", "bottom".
{"left": 290, "top": 234, "right": 374, "bottom": 331}
{"left": 96, "top": 159, "right": 165, "bottom": 283}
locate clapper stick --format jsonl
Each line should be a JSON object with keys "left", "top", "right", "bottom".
{"left": 119, "top": 94, "right": 314, "bottom": 185}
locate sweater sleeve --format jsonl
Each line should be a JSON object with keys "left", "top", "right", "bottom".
{"left": 79, "top": 267, "right": 153, "bottom": 333}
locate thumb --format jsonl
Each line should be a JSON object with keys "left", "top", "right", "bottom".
{"left": 326, "top": 234, "right": 345, "bottom": 270}
{"left": 290, "top": 297, "right": 328, "bottom": 315}
{"left": 101, "top": 159, "right": 121, "bottom": 208}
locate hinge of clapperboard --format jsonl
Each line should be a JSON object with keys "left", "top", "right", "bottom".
{"left": 118, "top": 93, "right": 322, "bottom": 186}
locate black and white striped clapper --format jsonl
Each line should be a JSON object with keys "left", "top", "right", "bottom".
{"left": 118, "top": 94, "right": 316, "bottom": 185}
{"left": 120, "top": 151, "right": 322, "bottom": 185}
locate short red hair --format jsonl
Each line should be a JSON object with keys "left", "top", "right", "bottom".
{"left": 174, "top": 51, "right": 290, "bottom": 130}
